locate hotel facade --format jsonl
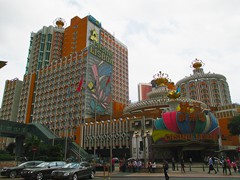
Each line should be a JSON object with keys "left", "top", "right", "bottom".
{"left": 0, "top": 15, "right": 129, "bottom": 152}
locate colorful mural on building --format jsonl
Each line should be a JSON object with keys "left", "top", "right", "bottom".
{"left": 87, "top": 42, "right": 113, "bottom": 115}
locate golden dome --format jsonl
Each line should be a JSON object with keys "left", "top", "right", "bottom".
{"left": 191, "top": 58, "right": 204, "bottom": 69}
{"left": 54, "top": 17, "right": 66, "bottom": 28}
{"left": 153, "top": 71, "right": 170, "bottom": 86}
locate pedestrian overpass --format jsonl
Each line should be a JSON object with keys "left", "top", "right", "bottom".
{"left": 0, "top": 119, "right": 90, "bottom": 160}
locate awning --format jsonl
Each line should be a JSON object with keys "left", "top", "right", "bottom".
{"left": 182, "top": 146, "right": 205, "bottom": 151}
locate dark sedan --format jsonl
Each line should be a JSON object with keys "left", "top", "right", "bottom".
{"left": 51, "top": 161, "right": 95, "bottom": 180}
{"left": 0, "top": 160, "right": 43, "bottom": 178}
{"left": 21, "top": 161, "right": 66, "bottom": 180}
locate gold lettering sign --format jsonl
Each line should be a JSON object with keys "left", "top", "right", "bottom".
{"left": 89, "top": 42, "right": 113, "bottom": 65}
{"left": 178, "top": 102, "right": 205, "bottom": 122}
{"left": 165, "top": 134, "right": 217, "bottom": 141}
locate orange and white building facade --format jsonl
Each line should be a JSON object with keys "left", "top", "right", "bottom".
{"left": 13, "top": 15, "right": 129, "bottom": 147}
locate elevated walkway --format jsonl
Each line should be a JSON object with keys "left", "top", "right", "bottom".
{"left": 0, "top": 119, "right": 90, "bottom": 159}
{"left": 27, "top": 123, "right": 58, "bottom": 143}
{"left": 0, "top": 119, "right": 27, "bottom": 137}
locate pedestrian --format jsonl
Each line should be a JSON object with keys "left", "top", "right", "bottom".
{"left": 147, "top": 160, "right": 152, "bottom": 173}
{"left": 172, "top": 157, "right": 175, "bottom": 171}
{"left": 221, "top": 157, "right": 227, "bottom": 175}
{"left": 232, "top": 161, "right": 237, "bottom": 173}
{"left": 137, "top": 159, "right": 142, "bottom": 172}
{"left": 112, "top": 158, "right": 115, "bottom": 172}
{"left": 226, "top": 157, "right": 232, "bottom": 175}
{"left": 204, "top": 156, "right": 209, "bottom": 166}
{"left": 132, "top": 159, "right": 137, "bottom": 172}
{"left": 163, "top": 160, "right": 169, "bottom": 180}
{"left": 208, "top": 156, "right": 217, "bottom": 174}
{"left": 237, "top": 159, "right": 240, "bottom": 173}
{"left": 151, "top": 161, "right": 156, "bottom": 173}
{"left": 180, "top": 156, "right": 185, "bottom": 173}
{"left": 189, "top": 157, "right": 192, "bottom": 165}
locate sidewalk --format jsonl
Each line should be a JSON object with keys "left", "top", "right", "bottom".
{"left": 95, "top": 165, "right": 240, "bottom": 178}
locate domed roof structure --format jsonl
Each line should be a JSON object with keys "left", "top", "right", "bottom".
{"left": 176, "top": 59, "right": 232, "bottom": 107}
{"left": 124, "top": 70, "right": 220, "bottom": 143}
{"left": 123, "top": 71, "right": 207, "bottom": 114}
{"left": 54, "top": 17, "right": 66, "bottom": 29}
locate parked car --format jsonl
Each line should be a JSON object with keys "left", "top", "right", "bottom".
{"left": 21, "top": 161, "right": 66, "bottom": 180}
{"left": 0, "top": 160, "right": 43, "bottom": 178}
{"left": 51, "top": 161, "right": 95, "bottom": 180}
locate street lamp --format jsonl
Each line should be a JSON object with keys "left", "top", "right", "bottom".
{"left": 94, "top": 101, "right": 97, "bottom": 159}
{"left": 64, "top": 126, "right": 68, "bottom": 161}
{"left": 135, "top": 131, "right": 139, "bottom": 160}
{"left": 107, "top": 119, "right": 113, "bottom": 173}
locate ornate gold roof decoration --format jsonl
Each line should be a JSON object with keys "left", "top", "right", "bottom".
{"left": 167, "top": 87, "right": 181, "bottom": 99}
{"left": 152, "top": 71, "right": 170, "bottom": 86}
{"left": 191, "top": 58, "right": 205, "bottom": 69}
{"left": 54, "top": 17, "right": 66, "bottom": 29}
{"left": 151, "top": 71, "right": 176, "bottom": 91}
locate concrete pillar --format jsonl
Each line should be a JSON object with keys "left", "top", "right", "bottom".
{"left": 15, "top": 136, "right": 24, "bottom": 158}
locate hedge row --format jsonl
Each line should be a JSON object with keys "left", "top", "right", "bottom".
{"left": 0, "top": 153, "right": 15, "bottom": 161}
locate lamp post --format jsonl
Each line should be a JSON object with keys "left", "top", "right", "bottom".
{"left": 107, "top": 119, "right": 113, "bottom": 173}
{"left": 52, "top": 78, "right": 59, "bottom": 146}
{"left": 110, "top": 120, "right": 113, "bottom": 173}
{"left": 135, "top": 132, "right": 139, "bottom": 160}
{"left": 142, "top": 116, "right": 147, "bottom": 167}
{"left": 64, "top": 87, "right": 71, "bottom": 161}
{"left": 64, "top": 128, "right": 68, "bottom": 161}
{"left": 94, "top": 99, "right": 97, "bottom": 159}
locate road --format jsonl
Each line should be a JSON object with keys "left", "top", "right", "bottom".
{"left": 101, "top": 178, "right": 239, "bottom": 180}
{"left": 0, "top": 178, "right": 238, "bottom": 180}
{"left": 0, "top": 175, "right": 239, "bottom": 180}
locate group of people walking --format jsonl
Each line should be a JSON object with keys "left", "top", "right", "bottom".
{"left": 119, "top": 155, "right": 239, "bottom": 180}
{"left": 207, "top": 155, "right": 239, "bottom": 175}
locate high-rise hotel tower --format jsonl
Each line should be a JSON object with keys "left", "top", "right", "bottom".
{"left": 6, "top": 15, "right": 129, "bottom": 143}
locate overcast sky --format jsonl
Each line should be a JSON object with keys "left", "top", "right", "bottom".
{"left": 1, "top": 0, "right": 240, "bottom": 105}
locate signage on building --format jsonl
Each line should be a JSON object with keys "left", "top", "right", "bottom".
{"left": 153, "top": 101, "right": 220, "bottom": 144}
{"left": 177, "top": 102, "right": 205, "bottom": 122}
{"left": 89, "top": 42, "right": 113, "bottom": 65}
{"left": 88, "top": 15, "right": 101, "bottom": 28}
{"left": 89, "top": 29, "right": 98, "bottom": 43}
{"left": 164, "top": 133, "right": 218, "bottom": 141}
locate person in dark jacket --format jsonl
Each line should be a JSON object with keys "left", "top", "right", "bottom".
{"left": 180, "top": 156, "right": 185, "bottom": 173}
{"left": 171, "top": 157, "right": 175, "bottom": 171}
{"left": 163, "top": 160, "right": 169, "bottom": 180}
{"left": 221, "top": 157, "right": 227, "bottom": 175}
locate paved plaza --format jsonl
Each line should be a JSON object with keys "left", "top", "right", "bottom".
{"left": 96, "top": 164, "right": 240, "bottom": 179}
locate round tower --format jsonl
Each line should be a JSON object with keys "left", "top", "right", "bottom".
{"left": 176, "top": 59, "right": 232, "bottom": 107}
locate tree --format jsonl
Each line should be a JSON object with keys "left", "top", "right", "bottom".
{"left": 228, "top": 115, "right": 240, "bottom": 135}
{"left": 6, "top": 142, "right": 15, "bottom": 154}
{"left": 23, "top": 135, "right": 63, "bottom": 161}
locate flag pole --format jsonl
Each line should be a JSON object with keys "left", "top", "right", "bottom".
{"left": 64, "top": 86, "right": 71, "bottom": 161}
{"left": 76, "top": 69, "right": 85, "bottom": 161}
{"left": 109, "top": 81, "right": 113, "bottom": 174}
{"left": 94, "top": 97, "right": 97, "bottom": 159}
{"left": 79, "top": 90, "right": 83, "bottom": 161}
{"left": 94, "top": 75, "right": 98, "bottom": 160}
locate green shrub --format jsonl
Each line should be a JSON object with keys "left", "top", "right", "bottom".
{"left": 0, "top": 153, "right": 15, "bottom": 161}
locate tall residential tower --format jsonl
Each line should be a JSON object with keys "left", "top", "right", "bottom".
{"left": 13, "top": 15, "right": 129, "bottom": 144}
